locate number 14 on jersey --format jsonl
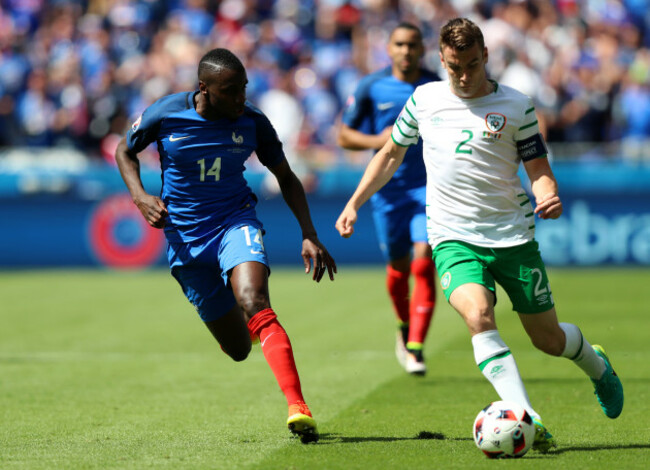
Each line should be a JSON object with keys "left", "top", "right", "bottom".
{"left": 197, "top": 157, "right": 221, "bottom": 181}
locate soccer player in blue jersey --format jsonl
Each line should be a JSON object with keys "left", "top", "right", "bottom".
{"left": 337, "top": 23, "right": 439, "bottom": 375}
{"left": 115, "top": 48, "right": 337, "bottom": 444}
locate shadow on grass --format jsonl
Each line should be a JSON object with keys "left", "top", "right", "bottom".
{"left": 315, "top": 433, "right": 649, "bottom": 460}
{"left": 551, "top": 443, "right": 650, "bottom": 454}
{"left": 317, "top": 431, "right": 474, "bottom": 444}
{"left": 414, "top": 376, "right": 594, "bottom": 387}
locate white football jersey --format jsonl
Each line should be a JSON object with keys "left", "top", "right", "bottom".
{"left": 391, "top": 80, "right": 547, "bottom": 249}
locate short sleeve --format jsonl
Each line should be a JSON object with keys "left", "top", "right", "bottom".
{"left": 253, "top": 110, "right": 286, "bottom": 168}
{"left": 341, "top": 76, "right": 373, "bottom": 129}
{"left": 514, "top": 98, "right": 542, "bottom": 141}
{"left": 391, "top": 94, "right": 419, "bottom": 147}
{"left": 126, "top": 104, "right": 162, "bottom": 153}
{"left": 515, "top": 98, "right": 548, "bottom": 161}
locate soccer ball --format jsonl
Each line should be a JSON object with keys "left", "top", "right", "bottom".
{"left": 472, "top": 400, "right": 536, "bottom": 458}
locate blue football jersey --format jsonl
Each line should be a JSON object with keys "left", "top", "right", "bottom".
{"left": 127, "top": 91, "right": 286, "bottom": 243}
{"left": 341, "top": 67, "right": 439, "bottom": 207}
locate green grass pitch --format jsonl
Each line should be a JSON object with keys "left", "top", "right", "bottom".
{"left": 0, "top": 267, "right": 648, "bottom": 469}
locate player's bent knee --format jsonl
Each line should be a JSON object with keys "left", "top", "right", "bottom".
{"left": 461, "top": 307, "right": 495, "bottom": 334}
{"left": 229, "top": 350, "right": 250, "bottom": 362}
{"left": 236, "top": 290, "right": 270, "bottom": 319}
{"left": 223, "top": 343, "right": 251, "bottom": 362}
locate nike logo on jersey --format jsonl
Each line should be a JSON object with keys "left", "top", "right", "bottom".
{"left": 169, "top": 135, "right": 192, "bottom": 142}
{"left": 232, "top": 132, "right": 243, "bottom": 144}
{"left": 377, "top": 102, "right": 395, "bottom": 111}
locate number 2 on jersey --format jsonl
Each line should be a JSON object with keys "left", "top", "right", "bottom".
{"left": 455, "top": 130, "right": 473, "bottom": 154}
{"left": 197, "top": 157, "right": 221, "bottom": 181}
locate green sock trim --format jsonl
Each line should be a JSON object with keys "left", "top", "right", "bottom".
{"left": 568, "top": 332, "right": 584, "bottom": 361}
{"left": 478, "top": 351, "right": 511, "bottom": 372}
{"left": 398, "top": 321, "right": 409, "bottom": 328}
{"left": 406, "top": 342, "right": 423, "bottom": 351}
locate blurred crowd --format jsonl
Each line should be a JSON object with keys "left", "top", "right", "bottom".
{"left": 1, "top": 0, "right": 650, "bottom": 170}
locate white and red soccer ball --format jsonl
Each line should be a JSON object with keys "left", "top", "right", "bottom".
{"left": 473, "top": 400, "right": 536, "bottom": 458}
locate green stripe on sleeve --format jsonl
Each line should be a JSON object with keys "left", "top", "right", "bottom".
{"left": 401, "top": 119, "right": 418, "bottom": 130}
{"left": 519, "top": 120, "right": 538, "bottom": 131}
{"left": 405, "top": 105, "right": 416, "bottom": 122}
{"left": 395, "top": 121, "right": 418, "bottom": 139}
{"left": 391, "top": 134, "right": 410, "bottom": 147}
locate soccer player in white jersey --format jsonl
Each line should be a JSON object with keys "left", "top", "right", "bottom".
{"left": 336, "top": 17, "right": 623, "bottom": 452}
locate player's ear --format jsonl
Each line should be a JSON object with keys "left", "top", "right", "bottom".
{"left": 198, "top": 80, "right": 208, "bottom": 95}
{"left": 483, "top": 47, "right": 489, "bottom": 64}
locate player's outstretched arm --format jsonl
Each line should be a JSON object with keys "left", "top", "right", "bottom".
{"left": 335, "top": 138, "right": 407, "bottom": 237}
{"left": 524, "top": 156, "right": 563, "bottom": 220}
{"left": 337, "top": 123, "right": 393, "bottom": 151}
{"left": 115, "top": 136, "right": 168, "bottom": 228}
{"left": 269, "top": 159, "right": 337, "bottom": 282}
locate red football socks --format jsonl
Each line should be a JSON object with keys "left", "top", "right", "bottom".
{"left": 408, "top": 258, "right": 436, "bottom": 345}
{"left": 386, "top": 265, "right": 410, "bottom": 324}
{"left": 247, "top": 308, "right": 304, "bottom": 406}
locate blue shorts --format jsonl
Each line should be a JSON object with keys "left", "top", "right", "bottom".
{"left": 371, "top": 186, "right": 428, "bottom": 261}
{"left": 168, "top": 217, "right": 269, "bottom": 322}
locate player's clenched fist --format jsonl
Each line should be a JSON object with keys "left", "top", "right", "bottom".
{"left": 335, "top": 207, "right": 357, "bottom": 238}
{"left": 134, "top": 194, "right": 168, "bottom": 229}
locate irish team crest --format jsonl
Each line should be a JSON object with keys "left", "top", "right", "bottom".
{"left": 485, "top": 113, "right": 506, "bottom": 133}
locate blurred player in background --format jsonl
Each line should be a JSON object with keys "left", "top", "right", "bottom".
{"left": 336, "top": 18, "right": 623, "bottom": 451}
{"left": 337, "top": 22, "right": 439, "bottom": 375}
{"left": 115, "top": 48, "right": 337, "bottom": 444}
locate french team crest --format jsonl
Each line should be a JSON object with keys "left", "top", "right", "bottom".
{"left": 485, "top": 113, "right": 506, "bottom": 133}
{"left": 232, "top": 131, "right": 243, "bottom": 144}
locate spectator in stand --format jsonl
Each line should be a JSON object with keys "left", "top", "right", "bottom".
{"left": 617, "top": 49, "right": 650, "bottom": 162}
{"left": 15, "top": 68, "right": 56, "bottom": 146}
{"left": 0, "top": 0, "right": 649, "bottom": 164}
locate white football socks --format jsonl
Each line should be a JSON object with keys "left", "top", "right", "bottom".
{"left": 472, "top": 330, "right": 539, "bottom": 420}
{"left": 559, "top": 322, "right": 606, "bottom": 380}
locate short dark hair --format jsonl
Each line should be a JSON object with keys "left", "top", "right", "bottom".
{"left": 391, "top": 22, "right": 423, "bottom": 41}
{"left": 198, "top": 48, "right": 245, "bottom": 82}
{"left": 439, "top": 18, "right": 485, "bottom": 52}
